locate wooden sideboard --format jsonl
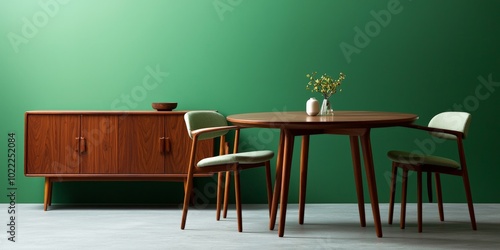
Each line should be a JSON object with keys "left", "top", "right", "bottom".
{"left": 24, "top": 111, "right": 214, "bottom": 210}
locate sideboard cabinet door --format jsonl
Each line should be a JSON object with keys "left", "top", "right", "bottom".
{"left": 80, "top": 115, "right": 119, "bottom": 174}
{"left": 164, "top": 114, "right": 189, "bottom": 174}
{"left": 26, "top": 115, "right": 80, "bottom": 174}
{"left": 118, "top": 115, "right": 165, "bottom": 174}
{"left": 164, "top": 114, "right": 213, "bottom": 174}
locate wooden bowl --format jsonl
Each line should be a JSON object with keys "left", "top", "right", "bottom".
{"left": 152, "top": 102, "right": 177, "bottom": 111}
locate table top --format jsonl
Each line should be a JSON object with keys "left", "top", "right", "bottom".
{"left": 227, "top": 111, "right": 418, "bottom": 129}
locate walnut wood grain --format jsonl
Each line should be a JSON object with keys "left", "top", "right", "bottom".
{"left": 118, "top": 115, "right": 165, "bottom": 174}
{"left": 25, "top": 111, "right": 215, "bottom": 210}
{"left": 81, "top": 115, "right": 119, "bottom": 174}
{"left": 25, "top": 114, "right": 80, "bottom": 174}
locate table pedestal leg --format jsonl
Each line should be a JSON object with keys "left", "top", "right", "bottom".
{"left": 360, "top": 130, "right": 383, "bottom": 237}
{"left": 278, "top": 131, "right": 294, "bottom": 237}
{"left": 350, "top": 136, "right": 366, "bottom": 227}
{"left": 299, "top": 135, "right": 310, "bottom": 225}
{"left": 269, "top": 131, "right": 284, "bottom": 231}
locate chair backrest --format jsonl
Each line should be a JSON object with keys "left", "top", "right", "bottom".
{"left": 428, "top": 112, "right": 471, "bottom": 140}
{"left": 184, "top": 111, "right": 229, "bottom": 140}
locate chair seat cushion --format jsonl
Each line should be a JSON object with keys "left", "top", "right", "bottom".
{"left": 197, "top": 150, "right": 275, "bottom": 168}
{"left": 387, "top": 150, "right": 460, "bottom": 169}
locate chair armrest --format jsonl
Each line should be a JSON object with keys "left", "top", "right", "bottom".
{"left": 191, "top": 125, "right": 239, "bottom": 140}
{"left": 401, "top": 124, "right": 465, "bottom": 139}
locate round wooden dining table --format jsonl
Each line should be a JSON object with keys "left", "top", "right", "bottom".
{"left": 227, "top": 111, "right": 418, "bottom": 237}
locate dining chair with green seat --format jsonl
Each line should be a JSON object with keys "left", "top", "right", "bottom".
{"left": 387, "top": 111, "right": 476, "bottom": 232}
{"left": 181, "top": 111, "right": 273, "bottom": 232}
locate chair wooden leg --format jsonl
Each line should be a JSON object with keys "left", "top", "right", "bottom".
{"left": 400, "top": 169, "right": 408, "bottom": 229}
{"left": 181, "top": 174, "right": 195, "bottom": 230}
{"left": 435, "top": 173, "right": 444, "bottom": 222}
{"left": 265, "top": 161, "right": 273, "bottom": 216}
{"left": 216, "top": 172, "right": 224, "bottom": 221}
{"left": 299, "top": 135, "right": 309, "bottom": 225}
{"left": 223, "top": 171, "right": 230, "bottom": 218}
{"left": 462, "top": 171, "right": 477, "bottom": 230}
{"left": 388, "top": 164, "right": 398, "bottom": 225}
{"left": 234, "top": 170, "right": 243, "bottom": 232}
{"left": 427, "top": 172, "right": 433, "bottom": 203}
{"left": 417, "top": 171, "right": 423, "bottom": 233}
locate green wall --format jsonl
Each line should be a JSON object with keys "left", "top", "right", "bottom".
{"left": 1, "top": 0, "right": 499, "bottom": 205}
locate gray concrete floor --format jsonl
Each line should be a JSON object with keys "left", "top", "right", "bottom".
{"left": 1, "top": 203, "right": 499, "bottom": 249}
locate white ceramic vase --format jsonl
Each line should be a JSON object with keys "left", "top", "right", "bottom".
{"left": 306, "top": 97, "right": 319, "bottom": 116}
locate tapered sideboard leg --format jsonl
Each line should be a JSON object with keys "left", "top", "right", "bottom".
{"left": 43, "top": 178, "right": 53, "bottom": 211}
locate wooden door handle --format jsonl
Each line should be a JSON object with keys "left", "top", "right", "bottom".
{"left": 75, "top": 137, "right": 86, "bottom": 154}
{"left": 75, "top": 137, "right": 80, "bottom": 152}
{"left": 159, "top": 137, "right": 165, "bottom": 153}
{"left": 165, "top": 137, "right": 171, "bottom": 153}
{"left": 159, "top": 137, "right": 171, "bottom": 154}
{"left": 79, "top": 137, "right": 86, "bottom": 153}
